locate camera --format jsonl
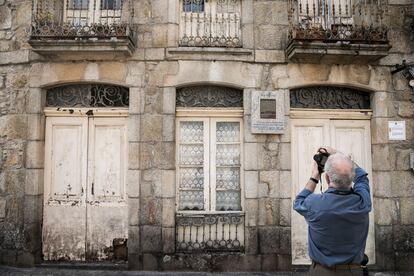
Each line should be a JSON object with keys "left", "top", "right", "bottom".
{"left": 313, "top": 148, "right": 330, "bottom": 174}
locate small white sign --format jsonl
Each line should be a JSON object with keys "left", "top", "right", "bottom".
{"left": 251, "top": 90, "right": 285, "bottom": 134}
{"left": 388, "top": 121, "right": 406, "bottom": 140}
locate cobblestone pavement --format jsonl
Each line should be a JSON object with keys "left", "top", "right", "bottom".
{"left": 0, "top": 266, "right": 413, "bottom": 276}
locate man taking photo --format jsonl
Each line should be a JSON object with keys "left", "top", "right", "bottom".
{"left": 293, "top": 147, "right": 371, "bottom": 276}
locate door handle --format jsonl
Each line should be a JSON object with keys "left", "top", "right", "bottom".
{"left": 91, "top": 182, "right": 94, "bottom": 195}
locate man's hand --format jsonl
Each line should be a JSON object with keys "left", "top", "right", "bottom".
{"left": 323, "top": 146, "right": 337, "bottom": 155}
{"left": 305, "top": 160, "right": 320, "bottom": 193}
{"left": 311, "top": 160, "right": 320, "bottom": 180}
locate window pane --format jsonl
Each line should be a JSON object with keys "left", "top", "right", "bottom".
{"left": 180, "top": 144, "right": 204, "bottom": 165}
{"left": 69, "top": 0, "right": 88, "bottom": 10}
{"left": 101, "top": 0, "right": 122, "bottom": 10}
{"left": 216, "top": 144, "right": 240, "bottom": 166}
{"left": 178, "top": 121, "right": 205, "bottom": 211}
{"left": 180, "top": 121, "right": 204, "bottom": 143}
{"left": 179, "top": 190, "right": 204, "bottom": 211}
{"left": 216, "top": 167, "right": 239, "bottom": 190}
{"left": 216, "top": 122, "right": 240, "bottom": 142}
{"left": 180, "top": 168, "right": 204, "bottom": 189}
{"left": 216, "top": 191, "right": 241, "bottom": 211}
{"left": 183, "top": 0, "right": 205, "bottom": 12}
{"left": 215, "top": 121, "right": 241, "bottom": 211}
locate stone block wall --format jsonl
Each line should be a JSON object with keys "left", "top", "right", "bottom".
{"left": 0, "top": 0, "right": 413, "bottom": 272}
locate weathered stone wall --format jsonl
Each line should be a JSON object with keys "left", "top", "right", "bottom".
{"left": 0, "top": 0, "right": 42, "bottom": 266}
{"left": 0, "top": 0, "right": 413, "bottom": 271}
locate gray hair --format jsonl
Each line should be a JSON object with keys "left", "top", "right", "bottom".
{"left": 324, "top": 153, "right": 355, "bottom": 190}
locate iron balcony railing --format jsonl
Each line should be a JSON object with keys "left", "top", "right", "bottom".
{"left": 30, "top": 0, "right": 134, "bottom": 41}
{"left": 179, "top": 0, "right": 242, "bottom": 48}
{"left": 176, "top": 213, "right": 245, "bottom": 253}
{"left": 287, "top": 0, "right": 389, "bottom": 43}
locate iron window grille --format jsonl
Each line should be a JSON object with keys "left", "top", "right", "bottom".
{"left": 290, "top": 86, "right": 371, "bottom": 109}
{"left": 287, "top": 0, "right": 389, "bottom": 43}
{"left": 30, "top": 0, "right": 134, "bottom": 40}
{"left": 179, "top": 0, "right": 242, "bottom": 47}
{"left": 46, "top": 84, "right": 129, "bottom": 107}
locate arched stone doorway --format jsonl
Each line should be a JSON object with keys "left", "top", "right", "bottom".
{"left": 42, "top": 84, "right": 129, "bottom": 261}
{"left": 289, "top": 86, "right": 375, "bottom": 265}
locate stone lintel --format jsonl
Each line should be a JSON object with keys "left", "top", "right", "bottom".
{"left": 286, "top": 40, "right": 392, "bottom": 64}
{"left": 166, "top": 47, "right": 254, "bottom": 62}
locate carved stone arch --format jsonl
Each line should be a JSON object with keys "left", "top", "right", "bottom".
{"left": 176, "top": 85, "right": 243, "bottom": 108}
{"left": 290, "top": 86, "right": 371, "bottom": 109}
{"left": 46, "top": 83, "right": 129, "bottom": 107}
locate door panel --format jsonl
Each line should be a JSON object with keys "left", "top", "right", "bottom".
{"left": 291, "top": 119, "right": 375, "bottom": 265}
{"left": 330, "top": 120, "right": 375, "bottom": 264}
{"left": 86, "top": 117, "right": 128, "bottom": 260}
{"left": 43, "top": 117, "right": 88, "bottom": 261}
{"left": 43, "top": 116, "right": 128, "bottom": 261}
{"left": 291, "top": 119, "right": 330, "bottom": 265}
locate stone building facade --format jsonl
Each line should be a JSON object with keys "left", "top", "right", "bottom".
{"left": 0, "top": 0, "right": 413, "bottom": 272}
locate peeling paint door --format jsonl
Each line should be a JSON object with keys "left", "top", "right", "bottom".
{"left": 43, "top": 116, "right": 88, "bottom": 261}
{"left": 291, "top": 118, "right": 375, "bottom": 265}
{"left": 86, "top": 117, "right": 128, "bottom": 260}
{"left": 43, "top": 115, "right": 128, "bottom": 261}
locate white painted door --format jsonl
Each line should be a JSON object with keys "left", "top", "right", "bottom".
{"left": 43, "top": 116, "right": 128, "bottom": 261}
{"left": 86, "top": 117, "right": 128, "bottom": 260}
{"left": 291, "top": 119, "right": 375, "bottom": 265}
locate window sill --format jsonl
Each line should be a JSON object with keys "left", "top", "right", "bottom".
{"left": 167, "top": 47, "right": 254, "bottom": 62}
{"left": 176, "top": 211, "right": 244, "bottom": 215}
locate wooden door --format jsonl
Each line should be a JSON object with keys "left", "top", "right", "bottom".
{"left": 43, "top": 116, "right": 128, "bottom": 261}
{"left": 43, "top": 116, "right": 88, "bottom": 261}
{"left": 86, "top": 117, "right": 128, "bottom": 260}
{"left": 291, "top": 119, "right": 375, "bottom": 265}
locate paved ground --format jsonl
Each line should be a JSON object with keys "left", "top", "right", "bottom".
{"left": 0, "top": 266, "right": 413, "bottom": 276}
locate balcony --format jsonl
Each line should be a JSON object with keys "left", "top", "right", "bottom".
{"left": 29, "top": 0, "right": 136, "bottom": 57}
{"left": 179, "top": 0, "right": 242, "bottom": 48}
{"left": 286, "top": 0, "right": 391, "bottom": 64}
{"left": 176, "top": 213, "right": 245, "bottom": 253}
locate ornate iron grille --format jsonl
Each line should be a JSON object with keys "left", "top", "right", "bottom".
{"left": 30, "top": 0, "right": 134, "bottom": 40}
{"left": 179, "top": 0, "right": 242, "bottom": 48}
{"left": 290, "top": 87, "right": 370, "bottom": 109}
{"left": 176, "top": 86, "right": 243, "bottom": 108}
{"left": 287, "top": 0, "right": 389, "bottom": 43}
{"left": 47, "top": 84, "right": 129, "bottom": 107}
{"left": 176, "top": 213, "right": 245, "bottom": 252}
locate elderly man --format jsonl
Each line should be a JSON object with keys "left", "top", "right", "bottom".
{"left": 293, "top": 147, "right": 371, "bottom": 276}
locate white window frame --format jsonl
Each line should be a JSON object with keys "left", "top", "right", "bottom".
{"left": 176, "top": 109, "right": 244, "bottom": 214}
{"left": 63, "top": 0, "right": 123, "bottom": 25}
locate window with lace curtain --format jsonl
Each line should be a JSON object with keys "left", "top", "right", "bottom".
{"left": 176, "top": 117, "right": 243, "bottom": 212}
{"left": 175, "top": 86, "right": 244, "bottom": 253}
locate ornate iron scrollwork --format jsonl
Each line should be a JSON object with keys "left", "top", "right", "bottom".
{"left": 47, "top": 84, "right": 129, "bottom": 107}
{"left": 176, "top": 86, "right": 243, "bottom": 108}
{"left": 290, "top": 87, "right": 370, "bottom": 109}
{"left": 176, "top": 213, "right": 244, "bottom": 253}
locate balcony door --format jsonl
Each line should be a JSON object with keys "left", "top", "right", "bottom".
{"left": 43, "top": 115, "right": 128, "bottom": 261}
{"left": 179, "top": 0, "right": 242, "bottom": 47}
{"left": 64, "top": 0, "right": 123, "bottom": 25}
{"left": 291, "top": 117, "right": 375, "bottom": 265}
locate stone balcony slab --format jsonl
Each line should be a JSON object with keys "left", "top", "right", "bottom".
{"left": 286, "top": 40, "right": 391, "bottom": 64}
{"left": 29, "top": 38, "right": 136, "bottom": 60}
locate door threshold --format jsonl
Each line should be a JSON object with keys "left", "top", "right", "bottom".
{"left": 38, "top": 261, "right": 128, "bottom": 270}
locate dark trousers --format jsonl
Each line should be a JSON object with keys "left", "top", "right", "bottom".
{"left": 309, "top": 262, "right": 363, "bottom": 276}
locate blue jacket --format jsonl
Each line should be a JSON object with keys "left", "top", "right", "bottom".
{"left": 293, "top": 167, "right": 371, "bottom": 266}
